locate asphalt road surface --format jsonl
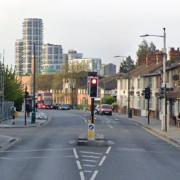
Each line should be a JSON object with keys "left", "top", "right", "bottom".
{"left": 0, "top": 110, "right": 180, "bottom": 180}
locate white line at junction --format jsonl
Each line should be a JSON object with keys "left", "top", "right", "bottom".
{"left": 73, "top": 148, "right": 79, "bottom": 159}
{"left": 80, "top": 151, "right": 102, "bottom": 155}
{"left": 80, "top": 171, "right": 85, "bottom": 180}
{"left": 90, "top": 170, "right": 99, "bottom": 180}
{"left": 76, "top": 160, "right": 82, "bottom": 170}
{"left": 98, "top": 156, "right": 107, "bottom": 166}
{"left": 106, "top": 146, "right": 112, "bottom": 154}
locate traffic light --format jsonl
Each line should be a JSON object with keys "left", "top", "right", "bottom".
{"left": 145, "top": 87, "right": 151, "bottom": 99}
{"left": 89, "top": 77, "right": 98, "bottom": 97}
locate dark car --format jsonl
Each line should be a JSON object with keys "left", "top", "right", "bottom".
{"left": 96, "top": 104, "right": 112, "bottom": 115}
{"left": 59, "top": 104, "right": 71, "bottom": 110}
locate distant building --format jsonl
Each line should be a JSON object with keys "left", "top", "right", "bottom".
{"left": 104, "top": 63, "right": 116, "bottom": 76}
{"left": 15, "top": 39, "right": 23, "bottom": 76}
{"left": 67, "top": 49, "right": 83, "bottom": 60}
{"left": 68, "top": 58, "right": 102, "bottom": 75}
{"left": 15, "top": 18, "right": 43, "bottom": 75}
{"left": 41, "top": 44, "right": 64, "bottom": 74}
{"left": 23, "top": 18, "right": 43, "bottom": 74}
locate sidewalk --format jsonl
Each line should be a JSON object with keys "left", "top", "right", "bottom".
{"left": 0, "top": 111, "right": 49, "bottom": 128}
{"left": 116, "top": 113, "right": 180, "bottom": 147}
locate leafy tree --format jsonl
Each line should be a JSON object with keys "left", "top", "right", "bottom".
{"left": 119, "top": 56, "right": 135, "bottom": 73}
{"left": 102, "top": 96, "right": 116, "bottom": 105}
{"left": 36, "top": 74, "right": 54, "bottom": 90}
{"left": 3, "top": 65, "right": 24, "bottom": 111}
{"left": 136, "top": 40, "right": 156, "bottom": 60}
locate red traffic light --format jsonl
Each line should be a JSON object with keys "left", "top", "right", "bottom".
{"left": 91, "top": 78, "right": 97, "bottom": 85}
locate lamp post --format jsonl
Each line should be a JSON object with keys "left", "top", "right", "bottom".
{"left": 114, "top": 56, "right": 131, "bottom": 118}
{"left": 24, "top": 86, "right": 28, "bottom": 126}
{"left": 31, "top": 43, "right": 36, "bottom": 124}
{"left": 140, "top": 28, "right": 167, "bottom": 131}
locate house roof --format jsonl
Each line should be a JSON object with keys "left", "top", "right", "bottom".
{"left": 129, "top": 63, "right": 163, "bottom": 77}
{"left": 99, "top": 75, "right": 118, "bottom": 90}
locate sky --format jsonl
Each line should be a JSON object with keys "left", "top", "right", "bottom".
{"left": 0, "top": 0, "right": 180, "bottom": 67}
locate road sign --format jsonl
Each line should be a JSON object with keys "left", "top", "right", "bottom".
{"left": 88, "top": 123, "right": 95, "bottom": 140}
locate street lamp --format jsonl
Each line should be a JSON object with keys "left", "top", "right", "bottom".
{"left": 140, "top": 28, "right": 167, "bottom": 131}
{"left": 31, "top": 43, "right": 36, "bottom": 124}
{"left": 114, "top": 56, "right": 132, "bottom": 118}
{"left": 24, "top": 86, "right": 28, "bottom": 126}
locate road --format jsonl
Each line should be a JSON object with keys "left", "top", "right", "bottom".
{"left": 0, "top": 110, "right": 180, "bottom": 180}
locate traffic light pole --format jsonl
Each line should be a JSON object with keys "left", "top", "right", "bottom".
{"left": 91, "top": 97, "right": 95, "bottom": 124}
{"left": 147, "top": 98, "right": 150, "bottom": 125}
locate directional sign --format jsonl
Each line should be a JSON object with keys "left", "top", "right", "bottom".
{"left": 88, "top": 124, "right": 95, "bottom": 131}
{"left": 88, "top": 123, "right": 95, "bottom": 140}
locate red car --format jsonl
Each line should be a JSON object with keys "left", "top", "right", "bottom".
{"left": 37, "top": 103, "right": 49, "bottom": 109}
{"left": 96, "top": 104, "right": 112, "bottom": 115}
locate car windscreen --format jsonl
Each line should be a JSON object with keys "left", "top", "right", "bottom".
{"left": 101, "top": 105, "right": 112, "bottom": 109}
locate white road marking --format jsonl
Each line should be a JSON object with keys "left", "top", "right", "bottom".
{"left": 82, "top": 159, "right": 97, "bottom": 162}
{"left": 84, "top": 170, "right": 92, "bottom": 173}
{"left": 106, "top": 146, "right": 112, "bottom": 154}
{"left": 83, "top": 164, "right": 96, "bottom": 167}
{"left": 107, "top": 125, "right": 114, "bottom": 128}
{"left": 0, "top": 155, "right": 75, "bottom": 160}
{"left": 80, "top": 151, "right": 102, "bottom": 155}
{"left": 79, "top": 116, "right": 88, "bottom": 123}
{"left": 0, "top": 157, "right": 13, "bottom": 160}
{"left": 76, "top": 160, "right": 82, "bottom": 170}
{"left": 73, "top": 148, "right": 79, "bottom": 159}
{"left": 90, "top": 170, "right": 99, "bottom": 180}
{"left": 81, "top": 155, "right": 100, "bottom": 159}
{"left": 0, "top": 147, "right": 72, "bottom": 153}
{"left": 98, "top": 156, "right": 107, "bottom": 166}
{"left": 80, "top": 171, "right": 85, "bottom": 180}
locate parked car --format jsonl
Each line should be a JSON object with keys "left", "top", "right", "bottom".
{"left": 59, "top": 104, "right": 71, "bottom": 110}
{"left": 95, "top": 104, "right": 112, "bottom": 115}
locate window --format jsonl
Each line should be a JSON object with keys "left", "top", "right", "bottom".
{"left": 48, "top": 48, "right": 52, "bottom": 54}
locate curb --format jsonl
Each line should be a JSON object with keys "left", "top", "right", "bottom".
{"left": 128, "top": 118, "right": 180, "bottom": 147}
{"left": 114, "top": 114, "right": 180, "bottom": 147}
{"left": 0, "top": 118, "right": 50, "bottom": 128}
